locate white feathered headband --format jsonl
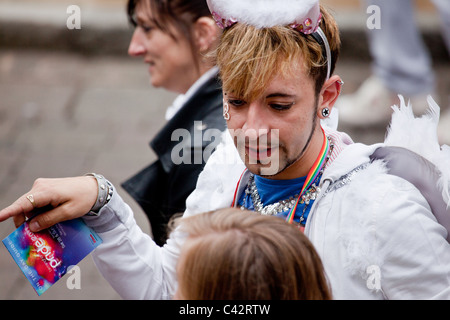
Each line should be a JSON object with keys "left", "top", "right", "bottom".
{"left": 206, "top": 0, "right": 331, "bottom": 79}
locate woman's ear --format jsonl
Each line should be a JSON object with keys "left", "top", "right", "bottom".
{"left": 317, "top": 75, "right": 344, "bottom": 119}
{"left": 193, "top": 16, "right": 220, "bottom": 53}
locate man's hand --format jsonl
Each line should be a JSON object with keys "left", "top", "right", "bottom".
{"left": 0, "top": 176, "right": 98, "bottom": 232}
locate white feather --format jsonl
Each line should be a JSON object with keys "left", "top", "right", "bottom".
{"left": 385, "top": 95, "right": 450, "bottom": 206}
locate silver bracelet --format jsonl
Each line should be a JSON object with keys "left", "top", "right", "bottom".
{"left": 84, "top": 173, "right": 114, "bottom": 216}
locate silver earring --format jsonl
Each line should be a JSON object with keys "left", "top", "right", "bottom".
{"left": 223, "top": 101, "right": 230, "bottom": 120}
{"left": 321, "top": 108, "right": 330, "bottom": 118}
{"left": 337, "top": 80, "right": 344, "bottom": 95}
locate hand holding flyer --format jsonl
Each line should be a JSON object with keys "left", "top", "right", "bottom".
{"left": 2, "top": 218, "right": 102, "bottom": 296}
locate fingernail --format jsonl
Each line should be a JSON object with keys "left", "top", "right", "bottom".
{"left": 29, "top": 221, "right": 40, "bottom": 232}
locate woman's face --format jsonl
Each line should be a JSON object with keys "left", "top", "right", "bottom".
{"left": 128, "top": 1, "right": 200, "bottom": 94}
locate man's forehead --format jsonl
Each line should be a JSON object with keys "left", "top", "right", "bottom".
{"left": 225, "top": 69, "right": 312, "bottom": 99}
{"left": 265, "top": 71, "right": 311, "bottom": 94}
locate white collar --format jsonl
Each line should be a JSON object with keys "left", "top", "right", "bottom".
{"left": 165, "top": 66, "right": 219, "bottom": 121}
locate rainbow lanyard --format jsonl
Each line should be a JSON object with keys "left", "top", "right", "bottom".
{"left": 286, "top": 128, "right": 330, "bottom": 226}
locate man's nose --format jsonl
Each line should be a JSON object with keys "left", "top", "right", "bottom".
{"left": 242, "top": 102, "right": 270, "bottom": 141}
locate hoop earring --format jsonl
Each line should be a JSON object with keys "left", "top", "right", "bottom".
{"left": 321, "top": 107, "right": 330, "bottom": 118}
{"left": 223, "top": 101, "right": 230, "bottom": 120}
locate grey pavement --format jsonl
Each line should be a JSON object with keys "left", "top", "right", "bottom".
{"left": 0, "top": 0, "right": 448, "bottom": 300}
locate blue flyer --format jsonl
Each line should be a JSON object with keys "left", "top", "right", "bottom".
{"left": 2, "top": 218, "right": 102, "bottom": 296}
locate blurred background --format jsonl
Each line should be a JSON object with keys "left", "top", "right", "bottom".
{"left": 0, "top": 0, "right": 448, "bottom": 299}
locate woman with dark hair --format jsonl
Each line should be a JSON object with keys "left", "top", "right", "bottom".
{"left": 122, "top": 0, "right": 226, "bottom": 246}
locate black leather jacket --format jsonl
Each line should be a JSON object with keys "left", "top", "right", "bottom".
{"left": 122, "top": 73, "right": 225, "bottom": 245}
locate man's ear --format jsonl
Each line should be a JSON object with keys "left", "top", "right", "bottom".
{"left": 193, "top": 16, "right": 220, "bottom": 53}
{"left": 317, "top": 75, "right": 344, "bottom": 119}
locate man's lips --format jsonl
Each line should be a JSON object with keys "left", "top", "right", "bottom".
{"left": 245, "top": 146, "right": 277, "bottom": 160}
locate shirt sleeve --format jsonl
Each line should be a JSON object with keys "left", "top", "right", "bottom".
{"left": 80, "top": 131, "right": 244, "bottom": 299}
{"left": 83, "top": 189, "right": 185, "bottom": 300}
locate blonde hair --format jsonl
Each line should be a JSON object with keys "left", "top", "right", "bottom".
{"left": 175, "top": 208, "right": 332, "bottom": 300}
{"left": 215, "top": 5, "right": 340, "bottom": 101}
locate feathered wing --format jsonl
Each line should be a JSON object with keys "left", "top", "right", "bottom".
{"left": 384, "top": 95, "right": 450, "bottom": 206}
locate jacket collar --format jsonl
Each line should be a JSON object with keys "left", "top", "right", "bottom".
{"left": 322, "top": 141, "right": 384, "bottom": 184}
{"left": 229, "top": 128, "right": 384, "bottom": 205}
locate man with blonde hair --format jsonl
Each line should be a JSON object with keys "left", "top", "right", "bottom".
{"left": 1, "top": 0, "right": 450, "bottom": 299}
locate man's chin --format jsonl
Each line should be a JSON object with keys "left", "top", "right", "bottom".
{"left": 245, "top": 161, "right": 282, "bottom": 177}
